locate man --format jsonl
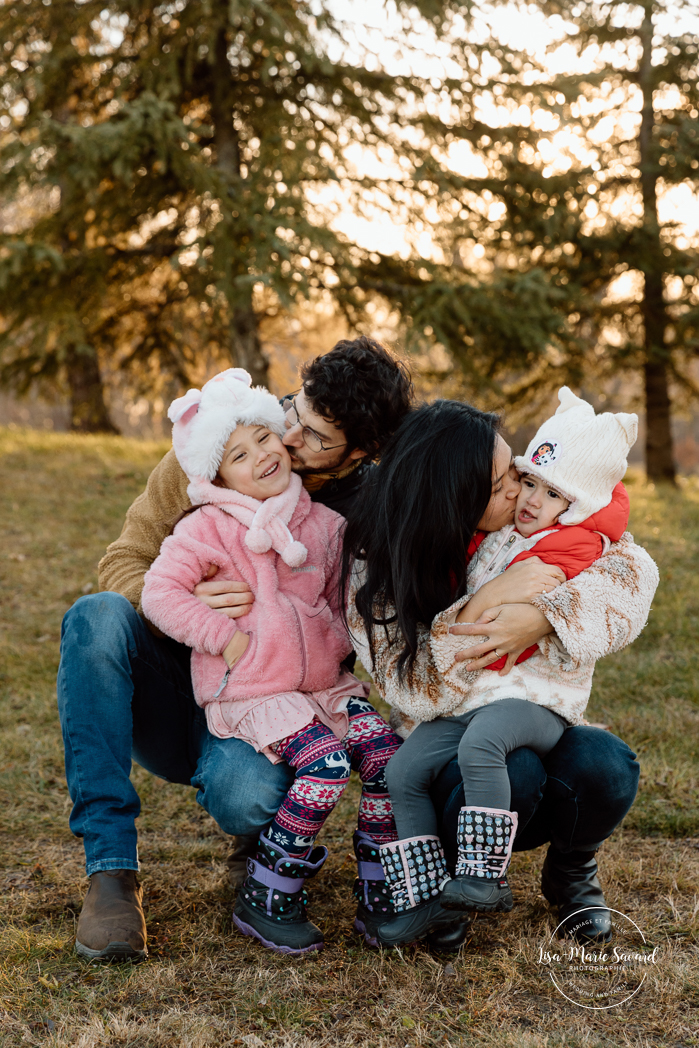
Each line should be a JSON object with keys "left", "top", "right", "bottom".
{"left": 57, "top": 336, "right": 414, "bottom": 961}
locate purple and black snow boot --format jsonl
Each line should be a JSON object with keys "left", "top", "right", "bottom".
{"left": 352, "top": 830, "right": 393, "bottom": 947}
{"left": 233, "top": 832, "right": 327, "bottom": 955}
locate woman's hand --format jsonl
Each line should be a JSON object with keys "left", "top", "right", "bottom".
{"left": 223, "top": 631, "right": 250, "bottom": 668}
{"left": 450, "top": 604, "right": 553, "bottom": 674}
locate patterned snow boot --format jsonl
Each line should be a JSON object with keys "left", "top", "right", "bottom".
{"left": 352, "top": 830, "right": 394, "bottom": 947}
{"left": 375, "top": 836, "right": 469, "bottom": 947}
{"left": 441, "top": 807, "right": 518, "bottom": 913}
{"left": 352, "top": 831, "right": 471, "bottom": 951}
{"left": 233, "top": 832, "right": 327, "bottom": 955}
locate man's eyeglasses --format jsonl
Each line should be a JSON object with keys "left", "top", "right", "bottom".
{"left": 284, "top": 397, "right": 348, "bottom": 454}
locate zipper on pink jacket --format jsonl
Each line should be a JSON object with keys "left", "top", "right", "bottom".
{"left": 213, "top": 669, "right": 230, "bottom": 699}
{"left": 289, "top": 602, "right": 308, "bottom": 690}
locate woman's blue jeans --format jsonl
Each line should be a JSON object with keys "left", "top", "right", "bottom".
{"left": 57, "top": 593, "right": 639, "bottom": 877}
{"left": 431, "top": 728, "right": 640, "bottom": 871}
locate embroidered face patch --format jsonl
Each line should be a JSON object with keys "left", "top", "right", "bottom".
{"left": 531, "top": 441, "right": 559, "bottom": 466}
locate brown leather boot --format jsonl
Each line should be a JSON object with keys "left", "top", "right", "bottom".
{"left": 227, "top": 834, "right": 258, "bottom": 889}
{"left": 75, "top": 870, "right": 147, "bottom": 961}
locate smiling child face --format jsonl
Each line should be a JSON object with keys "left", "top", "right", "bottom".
{"left": 217, "top": 424, "right": 292, "bottom": 500}
{"left": 515, "top": 474, "right": 570, "bottom": 537}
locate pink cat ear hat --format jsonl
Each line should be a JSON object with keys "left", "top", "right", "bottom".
{"left": 167, "top": 369, "right": 307, "bottom": 568}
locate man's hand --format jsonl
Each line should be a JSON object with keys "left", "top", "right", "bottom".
{"left": 223, "top": 631, "right": 250, "bottom": 668}
{"left": 193, "top": 577, "right": 254, "bottom": 619}
{"left": 450, "top": 604, "right": 553, "bottom": 674}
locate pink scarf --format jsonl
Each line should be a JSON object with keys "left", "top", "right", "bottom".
{"left": 186, "top": 472, "right": 308, "bottom": 568}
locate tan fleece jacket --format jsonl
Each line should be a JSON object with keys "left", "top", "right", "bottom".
{"left": 98, "top": 449, "right": 191, "bottom": 612}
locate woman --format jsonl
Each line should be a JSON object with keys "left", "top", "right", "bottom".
{"left": 342, "top": 400, "right": 658, "bottom": 946}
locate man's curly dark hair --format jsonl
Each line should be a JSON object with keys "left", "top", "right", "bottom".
{"left": 299, "top": 336, "right": 414, "bottom": 460}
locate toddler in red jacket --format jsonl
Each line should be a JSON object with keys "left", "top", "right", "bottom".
{"left": 141, "top": 368, "right": 401, "bottom": 956}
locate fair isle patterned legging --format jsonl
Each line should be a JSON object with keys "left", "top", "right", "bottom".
{"left": 267, "top": 696, "right": 402, "bottom": 855}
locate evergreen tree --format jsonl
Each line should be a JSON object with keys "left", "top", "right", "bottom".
{"left": 398, "top": 0, "right": 699, "bottom": 482}
{"left": 0, "top": 0, "right": 469, "bottom": 431}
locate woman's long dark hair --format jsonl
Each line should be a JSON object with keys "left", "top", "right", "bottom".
{"left": 341, "top": 399, "right": 500, "bottom": 684}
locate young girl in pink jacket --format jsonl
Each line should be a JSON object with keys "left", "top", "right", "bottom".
{"left": 141, "top": 368, "right": 402, "bottom": 956}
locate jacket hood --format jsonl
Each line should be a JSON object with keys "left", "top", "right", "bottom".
{"left": 577, "top": 481, "right": 630, "bottom": 542}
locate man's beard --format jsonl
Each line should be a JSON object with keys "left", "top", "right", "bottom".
{"left": 288, "top": 448, "right": 351, "bottom": 475}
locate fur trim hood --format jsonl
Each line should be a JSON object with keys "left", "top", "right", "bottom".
{"left": 168, "top": 368, "right": 286, "bottom": 482}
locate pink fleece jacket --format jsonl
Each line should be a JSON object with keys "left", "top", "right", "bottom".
{"left": 141, "top": 475, "right": 359, "bottom": 756}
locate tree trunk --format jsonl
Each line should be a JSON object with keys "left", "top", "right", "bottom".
{"left": 66, "top": 344, "right": 119, "bottom": 434}
{"left": 638, "top": 4, "right": 675, "bottom": 483}
{"left": 211, "top": 17, "right": 269, "bottom": 386}
{"left": 232, "top": 304, "right": 269, "bottom": 386}
{"left": 644, "top": 360, "right": 674, "bottom": 482}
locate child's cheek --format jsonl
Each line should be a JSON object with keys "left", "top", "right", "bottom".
{"left": 278, "top": 444, "right": 293, "bottom": 469}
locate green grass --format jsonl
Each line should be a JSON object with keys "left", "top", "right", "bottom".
{"left": 587, "top": 470, "right": 699, "bottom": 837}
{"left": 0, "top": 429, "right": 698, "bottom": 1047}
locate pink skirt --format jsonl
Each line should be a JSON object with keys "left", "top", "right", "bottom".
{"left": 204, "top": 671, "right": 371, "bottom": 762}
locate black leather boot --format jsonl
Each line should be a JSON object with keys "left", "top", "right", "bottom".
{"left": 227, "top": 834, "right": 258, "bottom": 889}
{"left": 541, "top": 846, "right": 612, "bottom": 944}
{"left": 424, "top": 920, "right": 470, "bottom": 952}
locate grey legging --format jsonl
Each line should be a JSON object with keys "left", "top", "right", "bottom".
{"left": 385, "top": 698, "right": 568, "bottom": 838}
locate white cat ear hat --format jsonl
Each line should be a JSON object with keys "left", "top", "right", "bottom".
{"left": 514, "top": 387, "right": 638, "bottom": 525}
{"left": 167, "top": 369, "right": 308, "bottom": 568}
{"left": 168, "top": 368, "right": 286, "bottom": 482}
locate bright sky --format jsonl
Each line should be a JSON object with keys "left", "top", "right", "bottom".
{"left": 321, "top": 0, "right": 699, "bottom": 261}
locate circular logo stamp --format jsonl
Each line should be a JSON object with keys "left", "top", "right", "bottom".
{"left": 536, "top": 908, "right": 661, "bottom": 1010}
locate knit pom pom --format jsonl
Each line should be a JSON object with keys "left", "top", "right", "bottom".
{"left": 281, "top": 540, "right": 308, "bottom": 568}
{"left": 245, "top": 527, "right": 273, "bottom": 554}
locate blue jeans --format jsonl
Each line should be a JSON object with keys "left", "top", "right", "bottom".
{"left": 430, "top": 727, "right": 640, "bottom": 872}
{"left": 57, "top": 593, "right": 294, "bottom": 876}
{"left": 58, "top": 595, "right": 639, "bottom": 878}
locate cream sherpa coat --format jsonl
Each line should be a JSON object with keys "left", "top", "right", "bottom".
{"left": 347, "top": 533, "right": 659, "bottom": 735}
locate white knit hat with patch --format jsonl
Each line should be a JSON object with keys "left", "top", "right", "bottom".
{"left": 168, "top": 368, "right": 286, "bottom": 482}
{"left": 513, "top": 387, "right": 638, "bottom": 525}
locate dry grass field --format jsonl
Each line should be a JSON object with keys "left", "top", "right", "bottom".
{"left": 0, "top": 428, "right": 698, "bottom": 1048}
